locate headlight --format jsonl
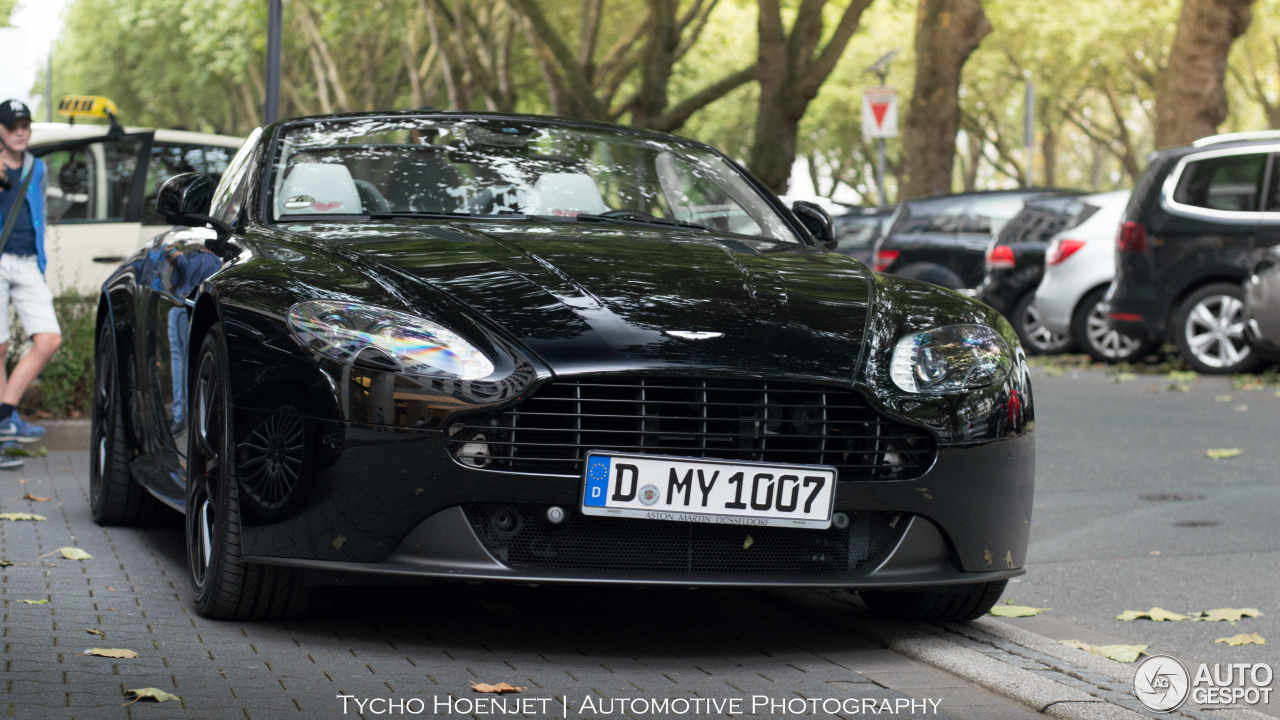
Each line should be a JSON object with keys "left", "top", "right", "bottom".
{"left": 890, "top": 324, "right": 1012, "bottom": 393}
{"left": 287, "top": 300, "right": 494, "bottom": 379}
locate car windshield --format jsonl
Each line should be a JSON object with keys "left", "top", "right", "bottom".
{"left": 270, "top": 116, "right": 799, "bottom": 242}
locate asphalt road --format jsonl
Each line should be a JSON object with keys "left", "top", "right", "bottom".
{"left": 1005, "top": 361, "right": 1279, "bottom": 670}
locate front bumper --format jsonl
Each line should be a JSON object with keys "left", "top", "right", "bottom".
{"left": 239, "top": 423, "right": 1034, "bottom": 590}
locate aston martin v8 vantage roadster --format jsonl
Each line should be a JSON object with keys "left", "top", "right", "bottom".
{"left": 90, "top": 112, "right": 1034, "bottom": 622}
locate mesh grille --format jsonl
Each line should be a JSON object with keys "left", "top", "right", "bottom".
{"left": 447, "top": 375, "right": 936, "bottom": 480}
{"left": 463, "top": 504, "right": 903, "bottom": 574}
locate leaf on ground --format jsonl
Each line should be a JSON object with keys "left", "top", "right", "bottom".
{"left": 0, "top": 512, "right": 46, "bottom": 521}
{"left": 1044, "top": 367, "right": 1065, "bottom": 377}
{"left": 0, "top": 559, "right": 12, "bottom": 567}
{"left": 1233, "top": 404, "right": 1248, "bottom": 412}
{"left": 471, "top": 682, "right": 526, "bottom": 694}
{"left": 104, "top": 586, "right": 115, "bottom": 591}
{"left": 19, "top": 599, "right": 48, "bottom": 605}
{"left": 1215, "top": 394, "right": 1233, "bottom": 402}
{"left": 85, "top": 648, "right": 138, "bottom": 659}
{"left": 989, "top": 605, "right": 1050, "bottom": 618}
{"left": 58, "top": 547, "right": 92, "bottom": 561}
{"left": 1190, "top": 608, "right": 1262, "bottom": 624}
{"left": 1215, "top": 633, "right": 1265, "bottom": 646}
{"left": 22, "top": 493, "right": 50, "bottom": 502}
{"left": 1062, "top": 640, "right": 1149, "bottom": 663}
{"left": 1113, "top": 372, "right": 1137, "bottom": 383}
{"left": 85, "top": 628, "right": 105, "bottom": 637}
{"left": 1116, "top": 607, "right": 1189, "bottom": 622}
{"left": 122, "top": 687, "right": 180, "bottom": 705}
{"left": 332, "top": 535, "right": 346, "bottom": 550}
{"left": 1206, "top": 448, "right": 1243, "bottom": 459}
{"left": 1168, "top": 370, "right": 1198, "bottom": 383}
{"left": 1167, "top": 383, "right": 1192, "bottom": 392}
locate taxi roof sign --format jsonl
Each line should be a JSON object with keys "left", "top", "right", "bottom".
{"left": 57, "top": 95, "right": 118, "bottom": 120}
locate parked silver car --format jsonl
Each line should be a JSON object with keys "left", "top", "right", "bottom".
{"left": 1034, "top": 190, "right": 1152, "bottom": 363}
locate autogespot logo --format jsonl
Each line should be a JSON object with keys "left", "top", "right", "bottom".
{"left": 1134, "top": 655, "right": 1191, "bottom": 713}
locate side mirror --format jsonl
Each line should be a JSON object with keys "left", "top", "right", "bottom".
{"left": 792, "top": 201, "right": 836, "bottom": 250}
{"left": 157, "top": 172, "right": 235, "bottom": 254}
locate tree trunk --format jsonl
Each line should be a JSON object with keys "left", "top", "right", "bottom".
{"left": 901, "top": 0, "right": 991, "bottom": 199}
{"left": 748, "top": 0, "right": 875, "bottom": 194}
{"left": 1155, "top": 0, "right": 1255, "bottom": 148}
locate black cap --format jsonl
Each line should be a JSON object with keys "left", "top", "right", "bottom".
{"left": 0, "top": 100, "right": 32, "bottom": 129}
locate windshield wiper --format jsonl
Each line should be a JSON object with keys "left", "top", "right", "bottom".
{"left": 553, "top": 212, "right": 708, "bottom": 231}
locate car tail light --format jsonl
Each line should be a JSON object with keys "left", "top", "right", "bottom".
{"left": 1117, "top": 221, "right": 1148, "bottom": 253}
{"left": 1046, "top": 239, "right": 1086, "bottom": 266}
{"left": 874, "top": 250, "right": 899, "bottom": 272}
{"left": 986, "top": 245, "right": 1015, "bottom": 270}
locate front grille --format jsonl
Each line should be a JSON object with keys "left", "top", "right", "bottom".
{"left": 447, "top": 376, "right": 936, "bottom": 480}
{"left": 463, "top": 504, "right": 903, "bottom": 573}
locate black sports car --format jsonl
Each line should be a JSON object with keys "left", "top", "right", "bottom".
{"left": 91, "top": 111, "right": 1034, "bottom": 623}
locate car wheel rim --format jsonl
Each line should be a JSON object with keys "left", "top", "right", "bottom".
{"left": 90, "top": 339, "right": 114, "bottom": 506}
{"left": 1185, "top": 295, "right": 1250, "bottom": 369}
{"left": 1085, "top": 301, "right": 1141, "bottom": 360}
{"left": 187, "top": 351, "right": 224, "bottom": 588}
{"left": 1021, "top": 301, "right": 1070, "bottom": 352}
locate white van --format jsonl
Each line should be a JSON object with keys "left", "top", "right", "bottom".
{"left": 30, "top": 122, "right": 244, "bottom": 296}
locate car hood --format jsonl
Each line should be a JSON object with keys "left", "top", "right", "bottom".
{"left": 285, "top": 220, "right": 873, "bottom": 379}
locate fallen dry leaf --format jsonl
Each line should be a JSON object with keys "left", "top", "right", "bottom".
{"left": 1216, "top": 633, "right": 1265, "bottom": 646}
{"left": 1113, "top": 372, "right": 1137, "bottom": 383}
{"left": 1116, "top": 607, "right": 1189, "bottom": 622}
{"left": 22, "top": 493, "right": 50, "bottom": 502}
{"left": 85, "top": 648, "right": 138, "bottom": 659}
{"left": 1205, "top": 448, "right": 1242, "bottom": 460}
{"left": 41, "top": 547, "right": 92, "bottom": 561}
{"left": 0, "top": 559, "right": 12, "bottom": 567}
{"left": 19, "top": 599, "right": 48, "bottom": 605}
{"left": 122, "top": 687, "right": 180, "bottom": 706}
{"left": 18, "top": 477, "right": 26, "bottom": 483}
{"left": 0, "top": 512, "right": 46, "bottom": 521}
{"left": 85, "top": 628, "right": 105, "bottom": 637}
{"left": 104, "top": 586, "right": 115, "bottom": 591}
{"left": 1062, "top": 640, "right": 1148, "bottom": 663}
{"left": 471, "top": 682, "right": 526, "bottom": 694}
{"left": 1215, "top": 394, "right": 1233, "bottom": 402}
{"left": 1233, "top": 405, "right": 1248, "bottom": 412}
{"left": 1190, "top": 608, "right": 1263, "bottom": 624}
{"left": 990, "top": 605, "right": 1050, "bottom": 618}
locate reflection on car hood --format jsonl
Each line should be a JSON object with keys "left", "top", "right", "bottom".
{"left": 288, "top": 221, "right": 873, "bottom": 380}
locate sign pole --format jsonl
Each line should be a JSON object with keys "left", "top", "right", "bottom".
{"left": 265, "top": 0, "right": 282, "bottom": 125}
{"left": 862, "top": 51, "right": 900, "bottom": 208}
{"left": 875, "top": 67, "right": 888, "bottom": 208}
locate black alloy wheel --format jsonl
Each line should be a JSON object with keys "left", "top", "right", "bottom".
{"left": 186, "top": 326, "right": 310, "bottom": 620}
{"left": 1013, "top": 292, "right": 1075, "bottom": 355}
{"left": 860, "top": 580, "right": 1008, "bottom": 623}
{"left": 1072, "top": 287, "right": 1151, "bottom": 364}
{"left": 90, "top": 322, "right": 172, "bottom": 526}
{"left": 1174, "top": 283, "right": 1261, "bottom": 375}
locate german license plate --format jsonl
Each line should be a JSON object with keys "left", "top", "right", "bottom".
{"left": 581, "top": 452, "right": 836, "bottom": 529}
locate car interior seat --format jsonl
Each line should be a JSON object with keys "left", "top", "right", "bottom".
{"left": 522, "top": 173, "right": 608, "bottom": 216}
{"left": 279, "top": 163, "right": 362, "bottom": 215}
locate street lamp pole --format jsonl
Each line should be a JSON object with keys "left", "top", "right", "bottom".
{"left": 265, "top": 0, "right": 282, "bottom": 125}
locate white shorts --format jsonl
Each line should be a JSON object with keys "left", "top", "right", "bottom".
{"left": 0, "top": 254, "right": 61, "bottom": 344}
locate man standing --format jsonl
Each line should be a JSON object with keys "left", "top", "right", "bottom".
{"left": 0, "top": 100, "right": 62, "bottom": 448}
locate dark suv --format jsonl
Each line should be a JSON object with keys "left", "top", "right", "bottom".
{"left": 873, "top": 189, "right": 1071, "bottom": 292}
{"left": 1107, "top": 131, "right": 1280, "bottom": 373}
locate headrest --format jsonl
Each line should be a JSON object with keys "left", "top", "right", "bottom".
{"left": 523, "top": 173, "right": 608, "bottom": 216}
{"left": 279, "top": 163, "right": 362, "bottom": 215}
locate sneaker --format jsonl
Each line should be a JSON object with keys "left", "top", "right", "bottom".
{"left": 0, "top": 454, "right": 21, "bottom": 470}
{"left": 0, "top": 413, "right": 46, "bottom": 443}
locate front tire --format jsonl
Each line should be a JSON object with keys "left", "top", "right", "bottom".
{"left": 1073, "top": 287, "right": 1152, "bottom": 364}
{"left": 860, "top": 580, "right": 1008, "bottom": 623}
{"left": 1013, "top": 292, "right": 1074, "bottom": 355}
{"left": 1174, "top": 283, "right": 1261, "bottom": 374}
{"left": 187, "top": 326, "right": 311, "bottom": 620}
{"left": 90, "top": 322, "right": 173, "bottom": 526}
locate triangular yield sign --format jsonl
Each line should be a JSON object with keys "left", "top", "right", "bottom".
{"left": 870, "top": 102, "right": 890, "bottom": 127}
